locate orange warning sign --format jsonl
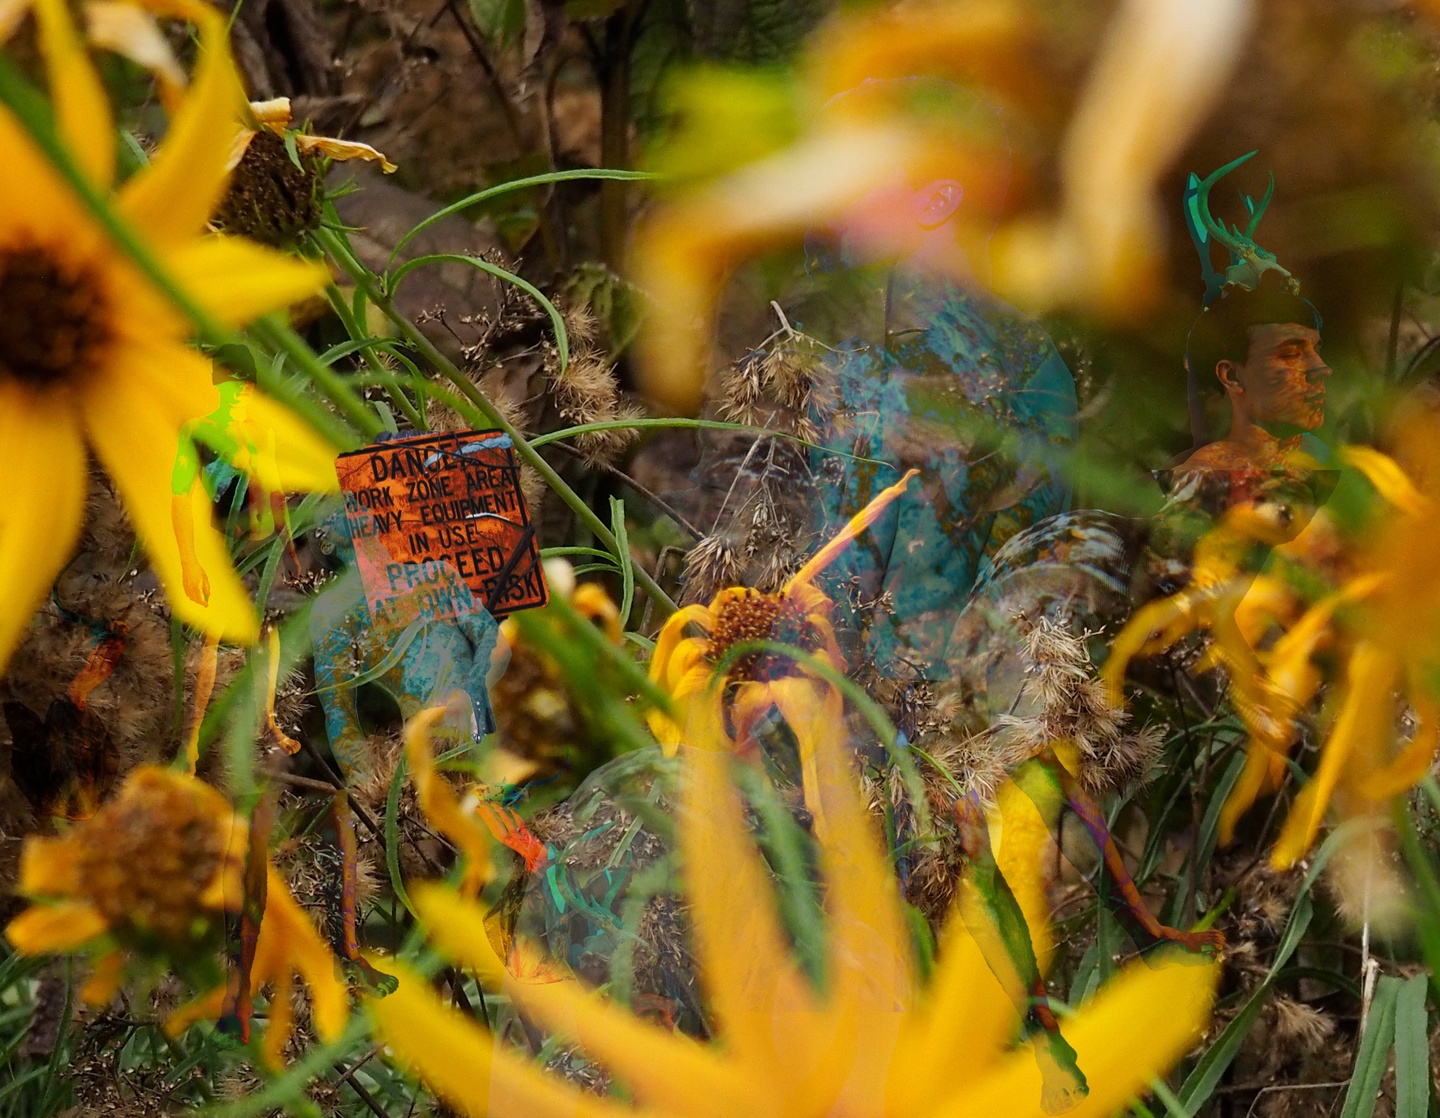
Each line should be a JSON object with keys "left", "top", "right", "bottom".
{"left": 336, "top": 430, "right": 547, "bottom": 620}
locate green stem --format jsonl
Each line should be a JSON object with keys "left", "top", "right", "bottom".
{"left": 248, "top": 316, "right": 384, "bottom": 440}
{"left": 325, "top": 288, "right": 427, "bottom": 430}
{"left": 315, "top": 225, "right": 678, "bottom": 618}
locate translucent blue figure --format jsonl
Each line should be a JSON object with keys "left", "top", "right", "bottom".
{"left": 809, "top": 276, "right": 1078, "bottom": 678}
{"left": 309, "top": 503, "right": 504, "bottom": 782}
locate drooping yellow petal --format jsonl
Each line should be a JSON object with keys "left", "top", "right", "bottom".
{"left": 1101, "top": 588, "right": 1213, "bottom": 707}
{"left": 989, "top": 776, "right": 1056, "bottom": 971}
{"left": 253, "top": 864, "right": 349, "bottom": 1044}
{"left": 32, "top": 0, "right": 114, "bottom": 186}
{"left": 157, "top": 236, "right": 330, "bottom": 327}
{"left": 0, "top": 393, "right": 89, "bottom": 672}
{"left": 993, "top": 0, "right": 1250, "bottom": 318}
{"left": 6, "top": 902, "right": 109, "bottom": 953}
{"left": 405, "top": 706, "right": 493, "bottom": 896}
{"left": 295, "top": 133, "right": 397, "bottom": 173}
{"left": 787, "top": 468, "right": 919, "bottom": 589}
{"left": 117, "top": 2, "right": 244, "bottom": 244}
{"left": 886, "top": 904, "right": 1028, "bottom": 1112}
{"left": 261, "top": 967, "right": 294, "bottom": 1068}
{"left": 1218, "top": 742, "right": 1287, "bottom": 847}
{"left": 677, "top": 689, "right": 815, "bottom": 1077}
{"left": 163, "top": 983, "right": 228, "bottom": 1037}
{"left": 932, "top": 952, "right": 1220, "bottom": 1118}
{"left": 1272, "top": 642, "right": 1397, "bottom": 869}
{"left": 786, "top": 680, "right": 914, "bottom": 1017}
{"left": 81, "top": 369, "right": 259, "bottom": 645}
{"left": 1360, "top": 692, "right": 1440, "bottom": 802}
{"left": 414, "top": 885, "right": 753, "bottom": 1118}
{"left": 649, "top": 605, "right": 714, "bottom": 682}
{"left": 1343, "top": 445, "right": 1432, "bottom": 518}
{"left": 632, "top": 123, "right": 930, "bottom": 414}
{"left": 364, "top": 957, "right": 628, "bottom": 1118}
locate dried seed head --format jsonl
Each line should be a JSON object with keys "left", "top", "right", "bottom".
{"left": 212, "top": 129, "right": 322, "bottom": 248}
{"left": 1268, "top": 996, "right": 1334, "bottom": 1048}
{"left": 73, "top": 768, "right": 242, "bottom": 951}
{"left": 683, "top": 534, "right": 745, "bottom": 605}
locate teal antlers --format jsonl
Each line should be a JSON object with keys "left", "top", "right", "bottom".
{"left": 1183, "top": 150, "right": 1297, "bottom": 306}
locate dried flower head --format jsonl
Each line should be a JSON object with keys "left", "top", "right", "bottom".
{"left": 6, "top": 766, "right": 348, "bottom": 1063}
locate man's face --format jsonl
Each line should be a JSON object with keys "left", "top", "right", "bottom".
{"left": 1227, "top": 322, "right": 1331, "bottom": 432}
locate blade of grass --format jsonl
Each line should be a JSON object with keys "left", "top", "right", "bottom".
{"left": 1339, "top": 974, "right": 1400, "bottom": 1118}
{"left": 1393, "top": 973, "right": 1429, "bottom": 1118}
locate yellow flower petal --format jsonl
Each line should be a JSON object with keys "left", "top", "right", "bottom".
{"left": 414, "top": 884, "right": 752, "bottom": 1116}
{"left": 80, "top": 368, "right": 259, "bottom": 645}
{"left": 787, "top": 468, "right": 918, "bottom": 589}
{"left": 221, "top": 385, "right": 340, "bottom": 494}
{"left": 81, "top": 948, "right": 129, "bottom": 1005}
{"left": 295, "top": 133, "right": 397, "bottom": 173}
{"left": 886, "top": 908, "right": 1026, "bottom": 1112}
{"left": 256, "top": 865, "right": 350, "bottom": 1043}
{"left": 933, "top": 952, "right": 1220, "bottom": 1118}
{"left": 103, "top": 337, "right": 219, "bottom": 427}
{"left": 989, "top": 776, "right": 1056, "bottom": 971}
{"left": 17, "top": 834, "right": 84, "bottom": 896}
{"left": 649, "top": 605, "right": 713, "bottom": 683}
{"left": 632, "top": 123, "right": 929, "bottom": 414}
{"left": 117, "top": 3, "right": 243, "bottom": 244}
{"left": 365, "top": 956, "right": 626, "bottom": 1118}
{"left": 164, "top": 983, "right": 228, "bottom": 1037}
{"left": 85, "top": 1, "right": 187, "bottom": 111}
{"left": 678, "top": 690, "right": 816, "bottom": 1076}
{"left": 1218, "top": 742, "right": 1286, "bottom": 847}
{"left": 1272, "top": 643, "right": 1397, "bottom": 869}
{"left": 158, "top": 235, "right": 330, "bottom": 327}
{"left": 0, "top": 391, "right": 89, "bottom": 672}
{"left": 32, "top": 0, "right": 114, "bottom": 186}
{"left": 6, "top": 901, "right": 108, "bottom": 953}
{"left": 405, "top": 706, "right": 493, "bottom": 896}
{"left": 1343, "top": 445, "right": 1431, "bottom": 518}
{"left": 773, "top": 678, "right": 915, "bottom": 1023}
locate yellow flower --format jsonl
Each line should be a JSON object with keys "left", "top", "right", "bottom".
{"left": 0, "top": 0, "right": 336, "bottom": 670}
{"left": 646, "top": 469, "right": 915, "bottom": 826}
{"left": 4, "top": 766, "right": 348, "bottom": 1062}
{"left": 1104, "top": 415, "right": 1440, "bottom": 868}
{"left": 366, "top": 686, "right": 1219, "bottom": 1118}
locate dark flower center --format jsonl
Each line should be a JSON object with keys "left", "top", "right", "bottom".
{"left": 77, "top": 773, "right": 230, "bottom": 949}
{"left": 212, "top": 128, "right": 322, "bottom": 248}
{"left": 707, "top": 589, "right": 824, "bottom": 683}
{"left": 0, "top": 244, "right": 111, "bottom": 389}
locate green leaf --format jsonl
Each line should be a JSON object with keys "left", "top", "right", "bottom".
{"left": 1339, "top": 975, "right": 1401, "bottom": 1118}
{"left": 1393, "top": 974, "right": 1430, "bottom": 1118}
{"left": 611, "top": 495, "right": 635, "bottom": 629}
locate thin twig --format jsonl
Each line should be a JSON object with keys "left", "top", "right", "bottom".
{"left": 552, "top": 441, "right": 702, "bottom": 540}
